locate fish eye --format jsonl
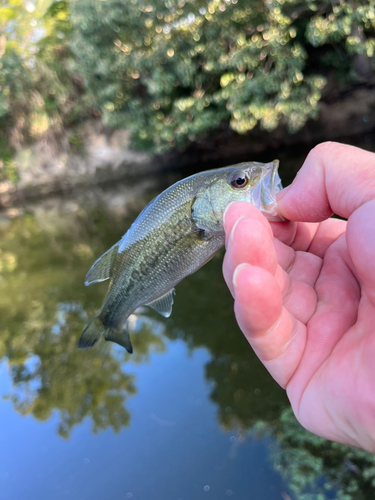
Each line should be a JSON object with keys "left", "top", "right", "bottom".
{"left": 230, "top": 172, "right": 248, "bottom": 189}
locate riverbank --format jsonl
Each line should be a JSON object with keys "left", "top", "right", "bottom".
{"left": 1, "top": 84, "right": 375, "bottom": 210}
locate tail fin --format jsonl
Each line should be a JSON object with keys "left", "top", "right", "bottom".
{"left": 78, "top": 316, "right": 133, "bottom": 353}
{"left": 78, "top": 316, "right": 105, "bottom": 349}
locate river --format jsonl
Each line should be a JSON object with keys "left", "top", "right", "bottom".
{"left": 1, "top": 140, "right": 375, "bottom": 500}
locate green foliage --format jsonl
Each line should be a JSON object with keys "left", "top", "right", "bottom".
{"left": 69, "top": 0, "right": 375, "bottom": 151}
{"left": 0, "top": 1, "right": 48, "bottom": 143}
{"left": 1, "top": 0, "right": 375, "bottom": 173}
{"left": 0, "top": 0, "right": 89, "bottom": 179}
{"left": 0, "top": 136, "right": 18, "bottom": 182}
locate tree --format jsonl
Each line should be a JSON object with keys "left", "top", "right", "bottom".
{"left": 0, "top": 0, "right": 89, "bottom": 181}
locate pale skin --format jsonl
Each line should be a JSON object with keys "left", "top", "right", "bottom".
{"left": 222, "top": 142, "right": 375, "bottom": 452}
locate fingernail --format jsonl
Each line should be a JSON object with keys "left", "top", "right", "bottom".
{"left": 233, "top": 263, "right": 250, "bottom": 289}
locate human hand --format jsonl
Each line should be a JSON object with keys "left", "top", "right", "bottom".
{"left": 223, "top": 142, "right": 375, "bottom": 451}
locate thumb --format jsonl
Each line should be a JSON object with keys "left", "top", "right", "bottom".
{"left": 277, "top": 142, "right": 375, "bottom": 222}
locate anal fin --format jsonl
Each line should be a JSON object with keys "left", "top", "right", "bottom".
{"left": 147, "top": 289, "right": 175, "bottom": 318}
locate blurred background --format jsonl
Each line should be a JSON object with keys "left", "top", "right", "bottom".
{"left": 1, "top": 1, "right": 375, "bottom": 500}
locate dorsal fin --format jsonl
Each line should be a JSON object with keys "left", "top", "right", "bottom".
{"left": 85, "top": 244, "right": 119, "bottom": 286}
{"left": 147, "top": 289, "right": 175, "bottom": 317}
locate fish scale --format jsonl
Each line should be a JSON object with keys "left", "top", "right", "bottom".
{"left": 79, "top": 160, "right": 283, "bottom": 352}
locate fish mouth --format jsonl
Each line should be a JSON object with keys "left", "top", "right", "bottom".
{"left": 251, "top": 160, "right": 285, "bottom": 221}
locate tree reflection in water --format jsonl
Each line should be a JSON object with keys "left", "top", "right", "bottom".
{"left": 0, "top": 204, "right": 165, "bottom": 438}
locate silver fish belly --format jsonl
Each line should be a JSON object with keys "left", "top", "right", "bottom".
{"left": 79, "top": 160, "right": 283, "bottom": 352}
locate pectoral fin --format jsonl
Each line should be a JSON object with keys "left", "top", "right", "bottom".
{"left": 147, "top": 289, "right": 175, "bottom": 318}
{"left": 85, "top": 244, "right": 119, "bottom": 286}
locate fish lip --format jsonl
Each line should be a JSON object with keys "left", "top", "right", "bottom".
{"left": 270, "top": 159, "right": 280, "bottom": 195}
{"left": 259, "top": 159, "right": 286, "bottom": 221}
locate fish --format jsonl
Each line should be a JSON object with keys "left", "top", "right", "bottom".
{"left": 79, "top": 160, "right": 283, "bottom": 353}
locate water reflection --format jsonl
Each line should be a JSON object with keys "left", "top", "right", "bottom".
{"left": 1, "top": 191, "right": 375, "bottom": 499}
{"left": 165, "top": 257, "right": 289, "bottom": 430}
{"left": 267, "top": 408, "right": 375, "bottom": 500}
{"left": 0, "top": 204, "right": 147, "bottom": 438}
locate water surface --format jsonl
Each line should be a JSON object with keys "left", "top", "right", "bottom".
{"left": 1, "top": 153, "right": 375, "bottom": 499}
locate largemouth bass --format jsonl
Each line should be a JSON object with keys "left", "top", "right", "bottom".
{"left": 79, "top": 160, "right": 283, "bottom": 352}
